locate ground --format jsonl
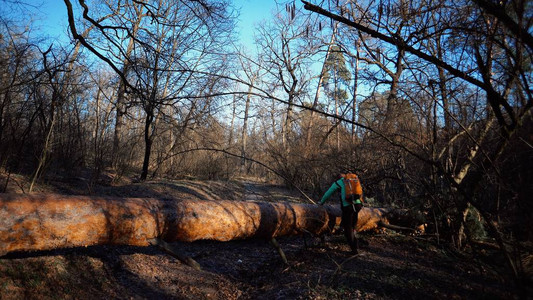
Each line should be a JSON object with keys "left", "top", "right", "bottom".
{"left": 0, "top": 175, "right": 525, "bottom": 299}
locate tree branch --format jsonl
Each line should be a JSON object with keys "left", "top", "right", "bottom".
{"left": 472, "top": 0, "right": 533, "bottom": 52}
{"left": 63, "top": 0, "right": 137, "bottom": 94}
{"left": 302, "top": 0, "right": 527, "bottom": 135}
{"left": 301, "top": 1, "right": 486, "bottom": 89}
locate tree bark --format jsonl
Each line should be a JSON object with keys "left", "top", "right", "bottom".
{"left": 351, "top": 39, "right": 359, "bottom": 141}
{"left": 0, "top": 194, "right": 408, "bottom": 256}
{"left": 140, "top": 108, "right": 154, "bottom": 181}
{"left": 304, "top": 23, "right": 338, "bottom": 155}
{"left": 242, "top": 82, "right": 254, "bottom": 167}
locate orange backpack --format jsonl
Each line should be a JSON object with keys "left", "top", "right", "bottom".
{"left": 341, "top": 173, "right": 363, "bottom": 200}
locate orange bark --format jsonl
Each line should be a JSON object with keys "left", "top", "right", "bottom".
{"left": 0, "top": 194, "right": 395, "bottom": 255}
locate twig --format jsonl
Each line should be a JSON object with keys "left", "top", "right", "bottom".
{"left": 148, "top": 238, "right": 202, "bottom": 270}
{"left": 377, "top": 221, "right": 416, "bottom": 232}
{"left": 271, "top": 238, "right": 290, "bottom": 266}
{"left": 328, "top": 253, "right": 359, "bottom": 285}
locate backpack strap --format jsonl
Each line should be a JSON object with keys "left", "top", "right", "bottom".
{"left": 334, "top": 179, "right": 343, "bottom": 206}
{"left": 334, "top": 180, "right": 342, "bottom": 189}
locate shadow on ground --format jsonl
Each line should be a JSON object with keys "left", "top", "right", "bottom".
{"left": 0, "top": 178, "right": 522, "bottom": 299}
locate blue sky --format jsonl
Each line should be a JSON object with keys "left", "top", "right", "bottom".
{"left": 28, "top": 0, "right": 279, "bottom": 47}
{"left": 234, "top": 0, "right": 279, "bottom": 47}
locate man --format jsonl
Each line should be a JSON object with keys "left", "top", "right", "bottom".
{"left": 319, "top": 173, "right": 364, "bottom": 254}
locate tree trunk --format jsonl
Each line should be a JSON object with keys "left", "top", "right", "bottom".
{"left": 228, "top": 95, "right": 236, "bottom": 147}
{"left": 112, "top": 78, "right": 127, "bottom": 169}
{"left": 383, "top": 47, "right": 404, "bottom": 131}
{"left": 334, "top": 68, "right": 340, "bottom": 151}
{"left": 351, "top": 40, "right": 360, "bottom": 141}
{"left": 242, "top": 83, "right": 254, "bottom": 167}
{"left": 140, "top": 109, "right": 154, "bottom": 181}
{"left": 28, "top": 114, "right": 56, "bottom": 193}
{"left": 304, "top": 23, "right": 338, "bottom": 155}
{"left": 0, "top": 194, "right": 410, "bottom": 256}
{"left": 112, "top": 5, "right": 144, "bottom": 169}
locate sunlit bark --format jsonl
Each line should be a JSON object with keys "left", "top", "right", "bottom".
{"left": 0, "top": 193, "right": 408, "bottom": 255}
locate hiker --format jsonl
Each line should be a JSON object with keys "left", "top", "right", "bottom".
{"left": 319, "top": 173, "right": 364, "bottom": 254}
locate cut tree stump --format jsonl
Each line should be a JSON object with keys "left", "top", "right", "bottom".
{"left": 0, "top": 193, "right": 413, "bottom": 256}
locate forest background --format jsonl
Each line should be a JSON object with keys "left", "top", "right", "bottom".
{"left": 0, "top": 0, "right": 532, "bottom": 290}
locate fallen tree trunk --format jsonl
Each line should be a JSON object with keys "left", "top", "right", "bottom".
{"left": 0, "top": 193, "right": 408, "bottom": 255}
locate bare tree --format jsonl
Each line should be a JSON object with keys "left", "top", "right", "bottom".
{"left": 235, "top": 50, "right": 262, "bottom": 170}
{"left": 63, "top": 0, "right": 236, "bottom": 180}
{"left": 303, "top": 0, "right": 532, "bottom": 284}
{"left": 255, "top": 7, "right": 319, "bottom": 153}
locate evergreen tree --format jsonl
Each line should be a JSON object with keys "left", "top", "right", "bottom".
{"left": 322, "top": 45, "right": 351, "bottom": 108}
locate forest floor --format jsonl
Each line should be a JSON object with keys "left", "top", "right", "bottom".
{"left": 0, "top": 173, "right": 527, "bottom": 299}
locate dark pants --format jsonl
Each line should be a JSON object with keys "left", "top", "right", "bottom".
{"left": 341, "top": 203, "right": 363, "bottom": 253}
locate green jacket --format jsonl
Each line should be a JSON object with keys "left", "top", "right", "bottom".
{"left": 320, "top": 178, "right": 362, "bottom": 207}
